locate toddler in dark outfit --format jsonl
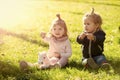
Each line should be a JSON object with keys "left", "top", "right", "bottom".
{"left": 76, "top": 8, "right": 110, "bottom": 69}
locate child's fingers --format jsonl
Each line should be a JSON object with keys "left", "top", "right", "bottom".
{"left": 86, "top": 34, "right": 94, "bottom": 40}
{"left": 40, "top": 32, "right": 46, "bottom": 38}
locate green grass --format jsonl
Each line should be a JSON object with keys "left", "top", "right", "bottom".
{"left": 0, "top": 0, "right": 120, "bottom": 80}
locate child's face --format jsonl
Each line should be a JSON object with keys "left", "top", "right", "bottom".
{"left": 83, "top": 17, "right": 98, "bottom": 33}
{"left": 51, "top": 25, "right": 65, "bottom": 38}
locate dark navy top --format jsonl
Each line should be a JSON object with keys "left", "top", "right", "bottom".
{"left": 76, "top": 30, "right": 106, "bottom": 58}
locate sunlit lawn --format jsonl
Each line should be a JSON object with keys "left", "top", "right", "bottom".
{"left": 0, "top": 0, "right": 120, "bottom": 80}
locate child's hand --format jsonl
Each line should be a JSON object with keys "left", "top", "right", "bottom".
{"left": 48, "top": 52, "right": 61, "bottom": 59}
{"left": 47, "top": 53, "right": 53, "bottom": 58}
{"left": 79, "top": 32, "right": 86, "bottom": 39}
{"left": 86, "top": 33, "right": 95, "bottom": 40}
{"left": 40, "top": 32, "right": 46, "bottom": 39}
{"left": 54, "top": 52, "right": 61, "bottom": 59}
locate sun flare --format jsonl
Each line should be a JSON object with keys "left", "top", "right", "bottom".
{"left": 0, "top": 0, "right": 31, "bottom": 28}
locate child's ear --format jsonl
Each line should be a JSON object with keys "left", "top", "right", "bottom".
{"left": 95, "top": 24, "right": 100, "bottom": 31}
{"left": 96, "top": 24, "right": 99, "bottom": 27}
{"left": 95, "top": 24, "right": 99, "bottom": 29}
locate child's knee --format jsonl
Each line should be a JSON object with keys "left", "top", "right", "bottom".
{"left": 95, "top": 55, "right": 107, "bottom": 65}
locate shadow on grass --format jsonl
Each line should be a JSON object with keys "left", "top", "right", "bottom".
{"left": 0, "top": 60, "right": 50, "bottom": 80}
{"left": 118, "top": 38, "right": 120, "bottom": 44}
{"left": 65, "top": 1, "right": 120, "bottom": 7}
{"left": 67, "top": 58, "right": 120, "bottom": 75}
{"left": 93, "top": 2, "right": 120, "bottom": 7}
{"left": 0, "top": 28, "right": 48, "bottom": 47}
{"left": 0, "top": 61, "right": 28, "bottom": 79}
{"left": 66, "top": 60, "right": 83, "bottom": 70}
{"left": 108, "top": 57, "right": 120, "bottom": 75}
{"left": 82, "top": 1, "right": 120, "bottom": 7}
{"left": 67, "top": 60, "right": 99, "bottom": 74}
{"left": 69, "top": 11, "right": 83, "bottom": 15}
{"left": 0, "top": 61, "right": 20, "bottom": 77}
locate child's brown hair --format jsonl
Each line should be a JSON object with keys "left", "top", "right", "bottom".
{"left": 50, "top": 14, "right": 68, "bottom": 37}
{"left": 83, "top": 8, "right": 103, "bottom": 31}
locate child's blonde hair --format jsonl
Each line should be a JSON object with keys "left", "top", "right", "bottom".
{"left": 83, "top": 8, "right": 103, "bottom": 31}
{"left": 50, "top": 14, "right": 68, "bottom": 37}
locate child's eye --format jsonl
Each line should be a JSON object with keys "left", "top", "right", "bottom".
{"left": 87, "top": 23, "right": 90, "bottom": 25}
{"left": 59, "top": 28, "right": 62, "bottom": 30}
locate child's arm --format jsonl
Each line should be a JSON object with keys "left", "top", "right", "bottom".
{"left": 86, "top": 31, "right": 105, "bottom": 45}
{"left": 54, "top": 52, "right": 61, "bottom": 59}
{"left": 40, "top": 32, "right": 46, "bottom": 39}
{"left": 86, "top": 33, "right": 95, "bottom": 41}
{"left": 79, "top": 32, "right": 86, "bottom": 39}
{"left": 40, "top": 32, "right": 50, "bottom": 42}
{"left": 93, "top": 31, "right": 106, "bottom": 44}
{"left": 76, "top": 32, "right": 86, "bottom": 44}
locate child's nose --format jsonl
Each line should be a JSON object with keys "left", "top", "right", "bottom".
{"left": 55, "top": 30, "right": 59, "bottom": 34}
